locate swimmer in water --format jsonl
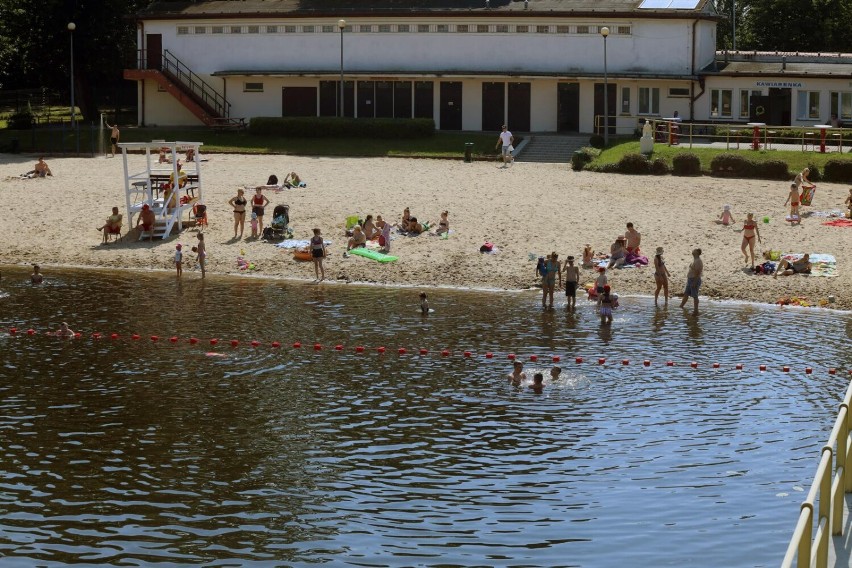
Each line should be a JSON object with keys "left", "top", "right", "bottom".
{"left": 31, "top": 264, "right": 44, "bottom": 284}
{"left": 530, "top": 372, "right": 545, "bottom": 393}
{"left": 55, "top": 322, "right": 75, "bottom": 337}
{"left": 420, "top": 292, "right": 429, "bottom": 315}
{"left": 550, "top": 366, "right": 561, "bottom": 381}
{"left": 507, "top": 360, "right": 526, "bottom": 385}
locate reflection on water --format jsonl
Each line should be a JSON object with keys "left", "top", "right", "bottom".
{"left": 0, "top": 265, "right": 850, "bottom": 567}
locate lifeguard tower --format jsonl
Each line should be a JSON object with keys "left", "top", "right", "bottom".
{"left": 118, "top": 141, "right": 204, "bottom": 240}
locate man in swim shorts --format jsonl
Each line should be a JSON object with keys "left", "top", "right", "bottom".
{"left": 625, "top": 222, "right": 641, "bottom": 253}
{"left": 507, "top": 361, "right": 526, "bottom": 385}
{"left": 137, "top": 204, "right": 156, "bottom": 242}
{"left": 679, "top": 248, "right": 703, "bottom": 315}
{"left": 774, "top": 254, "right": 811, "bottom": 277}
{"left": 563, "top": 255, "right": 580, "bottom": 312}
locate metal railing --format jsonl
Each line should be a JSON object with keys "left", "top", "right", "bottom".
{"left": 593, "top": 115, "right": 848, "bottom": 153}
{"left": 135, "top": 49, "right": 230, "bottom": 119}
{"left": 781, "top": 379, "right": 852, "bottom": 568}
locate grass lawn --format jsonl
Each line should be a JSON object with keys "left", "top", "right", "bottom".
{"left": 0, "top": 126, "right": 502, "bottom": 159}
{"left": 591, "top": 140, "right": 851, "bottom": 172}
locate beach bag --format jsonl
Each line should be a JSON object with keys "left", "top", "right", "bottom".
{"left": 378, "top": 234, "right": 387, "bottom": 247}
{"left": 480, "top": 241, "right": 494, "bottom": 253}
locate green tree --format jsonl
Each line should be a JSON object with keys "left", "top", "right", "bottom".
{"left": 736, "top": 0, "right": 852, "bottom": 52}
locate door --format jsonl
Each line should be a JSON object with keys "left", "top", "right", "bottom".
{"left": 281, "top": 87, "right": 317, "bottom": 117}
{"left": 481, "top": 82, "right": 505, "bottom": 132}
{"left": 394, "top": 81, "right": 412, "bottom": 119}
{"left": 594, "top": 83, "right": 617, "bottom": 136}
{"left": 357, "top": 81, "right": 374, "bottom": 118}
{"left": 375, "top": 81, "right": 394, "bottom": 118}
{"left": 749, "top": 95, "right": 770, "bottom": 123}
{"left": 320, "top": 81, "right": 355, "bottom": 118}
{"left": 507, "top": 82, "right": 531, "bottom": 132}
{"left": 768, "top": 88, "right": 792, "bottom": 126}
{"left": 557, "top": 83, "right": 580, "bottom": 132}
{"left": 440, "top": 81, "right": 462, "bottom": 130}
{"left": 146, "top": 34, "right": 162, "bottom": 70}
{"left": 414, "top": 81, "right": 434, "bottom": 119}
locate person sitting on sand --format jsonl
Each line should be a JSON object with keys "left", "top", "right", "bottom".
{"left": 55, "top": 322, "right": 75, "bottom": 337}
{"left": 608, "top": 236, "right": 627, "bottom": 269}
{"left": 399, "top": 207, "right": 411, "bottom": 232}
{"left": 25, "top": 157, "right": 52, "bottom": 178}
{"left": 30, "top": 264, "right": 44, "bottom": 284}
{"left": 185, "top": 148, "right": 196, "bottom": 162}
{"left": 784, "top": 183, "right": 801, "bottom": 223}
{"left": 774, "top": 254, "right": 811, "bottom": 277}
{"left": 347, "top": 225, "right": 366, "bottom": 250}
{"left": 363, "top": 215, "right": 379, "bottom": 240}
{"left": 284, "top": 172, "right": 303, "bottom": 187}
{"left": 436, "top": 211, "right": 450, "bottom": 236}
{"left": 375, "top": 215, "right": 388, "bottom": 233}
{"left": 136, "top": 204, "right": 156, "bottom": 241}
{"left": 582, "top": 244, "right": 594, "bottom": 269}
{"left": 158, "top": 148, "right": 172, "bottom": 164}
{"left": 407, "top": 217, "right": 424, "bottom": 235}
{"left": 845, "top": 188, "right": 852, "bottom": 219}
{"left": 625, "top": 222, "right": 641, "bottom": 253}
{"left": 97, "top": 207, "right": 123, "bottom": 243}
{"left": 717, "top": 204, "right": 736, "bottom": 226}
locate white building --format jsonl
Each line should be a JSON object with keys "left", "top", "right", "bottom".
{"left": 125, "top": 0, "right": 852, "bottom": 132}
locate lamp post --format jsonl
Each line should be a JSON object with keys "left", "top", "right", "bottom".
{"left": 338, "top": 19, "right": 346, "bottom": 118}
{"left": 600, "top": 26, "right": 609, "bottom": 147}
{"left": 68, "top": 22, "right": 76, "bottom": 127}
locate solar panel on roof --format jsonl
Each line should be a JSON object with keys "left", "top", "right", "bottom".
{"left": 669, "top": 0, "right": 701, "bottom": 8}
{"left": 638, "top": 0, "right": 672, "bottom": 7}
{"left": 638, "top": 0, "right": 701, "bottom": 8}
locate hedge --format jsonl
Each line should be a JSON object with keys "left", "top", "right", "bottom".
{"left": 823, "top": 159, "right": 852, "bottom": 182}
{"left": 672, "top": 153, "right": 701, "bottom": 176}
{"left": 709, "top": 153, "right": 791, "bottom": 180}
{"left": 571, "top": 147, "right": 598, "bottom": 171}
{"left": 250, "top": 117, "right": 435, "bottom": 138}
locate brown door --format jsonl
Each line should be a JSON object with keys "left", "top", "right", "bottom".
{"left": 146, "top": 34, "right": 162, "bottom": 70}
{"left": 507, "top": 82, "right": 531, "bottom": 132}
{"left": 440, "top": 81, "right": 462, "bottom": 130}
{"left": 481, "top": 82, "right": 505, "bottom": 132}
{"left": 282, "top": 87, "right": 317, "bottom": 117}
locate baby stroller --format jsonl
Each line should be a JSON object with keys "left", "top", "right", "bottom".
{"left": 263, "top": 204, "right": 292, "bottom": 240}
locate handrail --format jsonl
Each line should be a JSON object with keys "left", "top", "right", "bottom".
{"left": 781, "top": 380, "right": 852, "bottom": 568}
{"left": 134, "top": 49, "right": 230, "bottom": 119}
{"left": 592, "top": 115, "right": 846, "bottom": 153}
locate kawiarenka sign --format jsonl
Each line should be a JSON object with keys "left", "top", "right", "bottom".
{"left": 755, "top": 81, "right": 804, "bottom": 88}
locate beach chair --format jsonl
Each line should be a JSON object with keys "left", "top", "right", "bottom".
{"left": 192, "top": 202, "right": 208, "bottom": 229}
{"left": 103, "top": 223, "right": 123, "bottom": 243}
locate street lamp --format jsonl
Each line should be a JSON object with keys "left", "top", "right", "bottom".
{"left": 68, "top": 22, "right": 76, "bottom": 128}
{"left": 338, "top": 19, "right": 346, "bottom": 118}
{"left": 600, "top": 26, "right": 609, "bottom": 147}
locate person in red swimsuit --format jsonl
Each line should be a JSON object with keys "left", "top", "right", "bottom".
{"left": 741, "top": 212, "right": 762, "bottom": 269}
{"left": 252, "top": 187, "right": 270, "bottom": 237}
{"left": 784, "top": 183, "right": 801, "bottom": 224}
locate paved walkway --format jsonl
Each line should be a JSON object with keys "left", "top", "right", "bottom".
{"left": 656, "top": 139, "right": 848, "bottom": 154}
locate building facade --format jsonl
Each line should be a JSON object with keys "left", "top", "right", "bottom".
{"left": 126, "top": 0, "right": 852, "bottom": 132}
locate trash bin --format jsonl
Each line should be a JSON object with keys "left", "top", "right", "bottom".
{"left": 464, "top": 142, "right": 474, "bottom": 163}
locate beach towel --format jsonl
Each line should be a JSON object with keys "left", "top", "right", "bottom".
{"left": 275, "top": 239, "right": 332, "bottom": 249}
{"left": 625, "top": 252, "right": 649, "bottom": 266}
{"left": 781, "top": 253, "right": 837, "bottom": 277}
{"left": 799, "top": 186, "right": 816, "bottom": 206}
{"left": 822, "top": 219, "right": 852, "bottom": 227}
{"left": 595, "top": 257, "right": 640, "bottom": 269}
{"left": 806, "top": 209, "right": 844, "bottom": 218}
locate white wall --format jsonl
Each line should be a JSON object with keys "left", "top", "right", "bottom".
{"left": 531, "top": 79, "right": 557, "bottom": 131}
{"left": 143, "top": 81, "right": 203, "bottom": 126}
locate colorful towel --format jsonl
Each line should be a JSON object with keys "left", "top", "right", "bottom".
{"left": 625, "top": 252, "right": 649, "bottom": 266}
{"left": 823, "top": 219, "right": 852, "bottom": 227}
{"left": 799, "top": 186, "right": 816, "bottom": 206}
{"left": 275, "top": 239, "right": 332, "bottom": 249}
{"left": 781, "top": 253, "right": 837, "bottom": 277}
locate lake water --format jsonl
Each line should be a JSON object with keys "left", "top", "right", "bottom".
{"left": 1, "top": 265, "right": 850, "bottom": 567}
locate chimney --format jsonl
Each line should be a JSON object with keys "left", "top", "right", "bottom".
{"left": 524, "top": 0, "right": 529, "bottom": 9}
{"left": 485, "top": 0, "right": 490, "bottom": 9}
{"left": 782, "top": 56, "right": 786, "bottom": 71}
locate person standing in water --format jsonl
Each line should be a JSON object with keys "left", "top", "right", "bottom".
{"left": 562, "top": 255, "right": 580, "bottom": 312}
{"left": 680, "top": 248, "right": 703, "bottom": 315}
{"left": 196, "top": 233, "right": 206, "bottom": 278}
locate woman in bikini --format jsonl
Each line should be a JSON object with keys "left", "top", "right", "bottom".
{"left": 436, "top": 210, "right": 450, "bottom": 236}
{"left": 252, "top": 187, "right": 270, "bottom": 237}
{"left": 741, "top": 212, "right": 762, "bottom": 269}
{"left": 541, "top": 252, "right": 562, "bottom": 309}
{"left": 653, "top": 246, "right": 671, "bottom": 305}
{"left": 228, "top": 188, "right": 248, "bottom": 238}
{"left": 363, "top": 215, "right": 378, "bottom": 240}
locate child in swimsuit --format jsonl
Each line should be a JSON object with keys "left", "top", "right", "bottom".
{"left": 784, "top": 183, "right": 801, "bottom": 224}
{"left": 599, "top": 285, "right": 614, "bottom": 325}
{"left": 846, "top": 188, "right": 852, "bottom": 218}
{"left": 717, "top": 204, "right": 735, "bottom": 226}
{"left": 582, "top": 244, "right": 594, "bottom": 269}
{"left": 250, "top": 212, "right": 259, "bottom": 238}
{"left": 436, "top": 211, "right": 450, "bottom": 236}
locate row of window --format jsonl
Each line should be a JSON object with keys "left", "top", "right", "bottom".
{"left": 177, "top": 23, "right": 631, "bottom": 36}
{"left": 710, "top": 89, "right": 852, "bottom": 120}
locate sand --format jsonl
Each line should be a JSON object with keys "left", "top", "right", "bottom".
{"left": 2, "top": 152, "right": 850, "bottom": 310}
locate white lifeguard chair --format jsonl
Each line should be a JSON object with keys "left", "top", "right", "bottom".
{"left": 117, "top": 141, "right": 204, "bottom": 240}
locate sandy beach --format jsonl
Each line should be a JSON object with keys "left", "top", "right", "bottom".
{"left": 1, "top": 152, "right": 850, "bottom": 310}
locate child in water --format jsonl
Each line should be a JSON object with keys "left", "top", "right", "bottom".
{"left": 55, "top": 322, "right": 75, "bottom": 337}
{"left": 717, "top": 204, "right": 736, "bottom": 226}
{"left": 529, "top": 373, "right": 545, "bottom": 393}
{"left": 420, "top": 292, "right": 429, "bottom": 315}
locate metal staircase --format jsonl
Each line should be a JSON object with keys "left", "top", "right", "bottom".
{"left": 124, "top": 50, "right": 231, "bottom": 126}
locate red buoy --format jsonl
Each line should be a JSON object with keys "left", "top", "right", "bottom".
{"left": 150, "top": 335, "right": 159, "bottom": 342}
{"left": 530, "top": 355, "right": 538, "bottom": 362}
{"left": 210, "top": 338, "right": 218, "bottom": 345}
{"left": 314, "top": 343, "right": 322, "bottom": 351}
{"left": 622, "top": 359, "right": 629, "bottom": 366}
{"left": 464, "top": 351, "right": 472, "bottom": 358}
{"left": 355, "top": 346, "right": 365, "bottom": 353}
{"left": 666, "top": 361, "right": 674, "bottom": 367}
{"left": 132, "top": 334, "right": 140, "bottom": 340}
{"left": 398, "top": 348, "right": 407, "bottom": 355}
{"left": 485, "top": 352, "right": 493, "bottom": 359}
{"left": 92, "top": 332, "right": 101, "bottom": 339}
{"left": 643, "top": 360, "right": 651, "bottom": 367}
{"left": 713, "top": 362, "right": 720, "bottom": 369}
{"left": 508, "top": 353, "right": 515, "bottom": 360}
{"left": 293, "top": 342, "right": 301, "bottom": 348}
{"left": 189, "top": 337, "right": 199, "bottom": 344}
{"left": 231, "top": 340, "right": 240, "bottom": 347}
{"left": 73, "top": 332, "right": 81, "bottom": 338}
{"left": 27, "top": 329, "right": 35, "bottom": 335}
{"left": 335, "top": 344, "right": 343, "bottom": 351}
{"left": 251, "top": 340, "right": 260, "bottom": 347}
{"left": 552, "top": 355, "right": 560, "bottom": 363}
{"left": 271, "top": 341, "right": 281, "bottom": 348}
{"left": 782, "top": 366, "right": 789, "bottom": 372}
{"left": 828, "top": 368, "right": 836, "bottom": 375}
{"left": 111, "top": 333, "right": 119, "bottom": 340}
{"left": 170, "top": 336, "right": 178, "bottom": 343}
{"left": 419, "top": 348, "right": 428, "bottom": 355}
{"left": 9, "top": 327, "right": 17, "bottom": 335}
{"left": 805, "top": 367, "right": 813, "bottom": 374}
{"left": 441, "top": 349, "right": 450, "bottom": 357}
{"left": 736, "top": 363, "right": 743, "bottom": 370}
{"left": 377, "top": 346, "right": 386, "bottom": 354}
{"left": 598, "top": 358, "right": 606, "bottom": 365}
{"left": 575, "top": 356, "right": 583, "bottom": 364}
{"left": 691, "top": 362, "right": 698, "bottom": 368}
{"left": 759, "top": 365, "right": 766, "bottom": 371}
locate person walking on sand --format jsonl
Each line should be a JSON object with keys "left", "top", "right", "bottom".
{"left": 784, "top": 183, "right": 801, "bottom": 224}
{"left": 563, "top": 255, "right": 580, "bottom": 312}
{"left": 741, "top": 212, "right": 762, "bottom": 269}
{"left": 196, "top": 233, "right": 206, "bottom": 278}
{"left": 679, "top": 248, "right": 703, "bottom": 315}
{"left": 495, "top": 125, "right": 514, "bottom": 168}
{"left": 310, "top": 228, "right": 326, "bottom": 281}
{"left": 541, "top": 252, "right": 562, "bottom": 309}
{"left": 105, "top": 120, "right": 120, "bottom": 157}
{"left": 653, "top": 246, "right": 671, "bottom": 305}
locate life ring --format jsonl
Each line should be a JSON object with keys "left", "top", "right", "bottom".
{"left": 755, "top": 105, "right": 765, "bottom": 116}
{"left": 293, "top": 248, "right": 312, "bottom": 261}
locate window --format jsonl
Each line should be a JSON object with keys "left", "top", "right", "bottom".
{"left": 638, "top": 87, "right": 660, "bottom": 115}
{"left": 797, "top": 91, "right": 820, "bottom": 119}
{"left": 830, "top": 91, "right": 852, "bottom": 121}
{"left": 556, "top": 25, "right": 569, "bottom": 34}
{"left": 456, "top": 24, "right": 469, "bottom": 32}
{"left": 418, "top": 24, "right": 430, "bottom": 33}
{"left": 230, "top": 26, "right": 242, "bottom": 34}
{"left": 710, "top": 88, "right": 732, "bottom": 118}
{"left": 738, "top": 90, "right": 761, "bottom": 118}
{"left": 212, "top": 26, "right": 224, "bottom": 34}
{"left": 436, "top": 24, "right": 449, "bottom": 33}
{"left": 247, "top": 25, "right": 259, "bottom": 34}
{"left": 617, "top": 26, "right": 631, "bottom": 35}
{"left": 536, "top": 25, "right": 550, "bottom": 33}
{"left": 359, "top": 24, "right": 374, "bottom": 32}
{"left": 303, "top": 25, "right": 315, "bottom": 33}
{"left": 244, "top": 82, "right": 264, "bottom": 93}
{"left": 516, "top": 25, "right": 528, "bottom": 33}
{"left": 576, "top": 25, "right": 590, "bottom": 34}
{"left": 477, "top": 24, "right": 489, "bottom": 33}
{"left": 378, "top": 24, "right": 391, "bottom": 32}
{"left": 621, "top": 87, "right": 631, "bottom": 114}
{"left": 266, "top": 25, "right": 278, "bottom": 33}
{"left": 177, "top": 26, "right": 189, "bottom": 35}
{"left": 194, "top": 26, "right": 207, "bottom": 34}
{"left": 397, "top": 24, "right": 410, "bottom": 32}
{"left": 284, "top": 25, "right": 296, "bottom": 33}
{"left": 668, "top": 87, "right": 690, "bottom": 97}
{"left": 495, "top": 24, "right": 508, "bottom": 33}
{"left": 321, "top": 25, "right": 333, "bottom": 33}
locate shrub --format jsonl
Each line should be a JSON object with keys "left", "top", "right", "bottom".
{"left": 589, "top": 134, "right": 605, "bottom": 149}
{"left": 650, "top": 158, "right": 670, "bottom": 175}
{"left": 805, "top": 163, "right": 821, "bottom": 182}
{"left": 756, "top": 160, "right": 791, "bottom": 180}
{"left": 7, "top": 110, "right": 34, "bottom": 130}
{"left": 823, "top": 160, "right": 852, "bottom": 182}
{"left": 710, "top": 153, "right": 752, "bottom": 177}
{"left": 672, "top": 153, "right": 701, "bottom": 176}
{"left": 249, "top": 116, "right": 435, "bottom": 138}
{"left": 571, "top": 147, "right": 596, "bottom": 171}
{"left": 617, "top": 153, "right": 651, "bottom": 175}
